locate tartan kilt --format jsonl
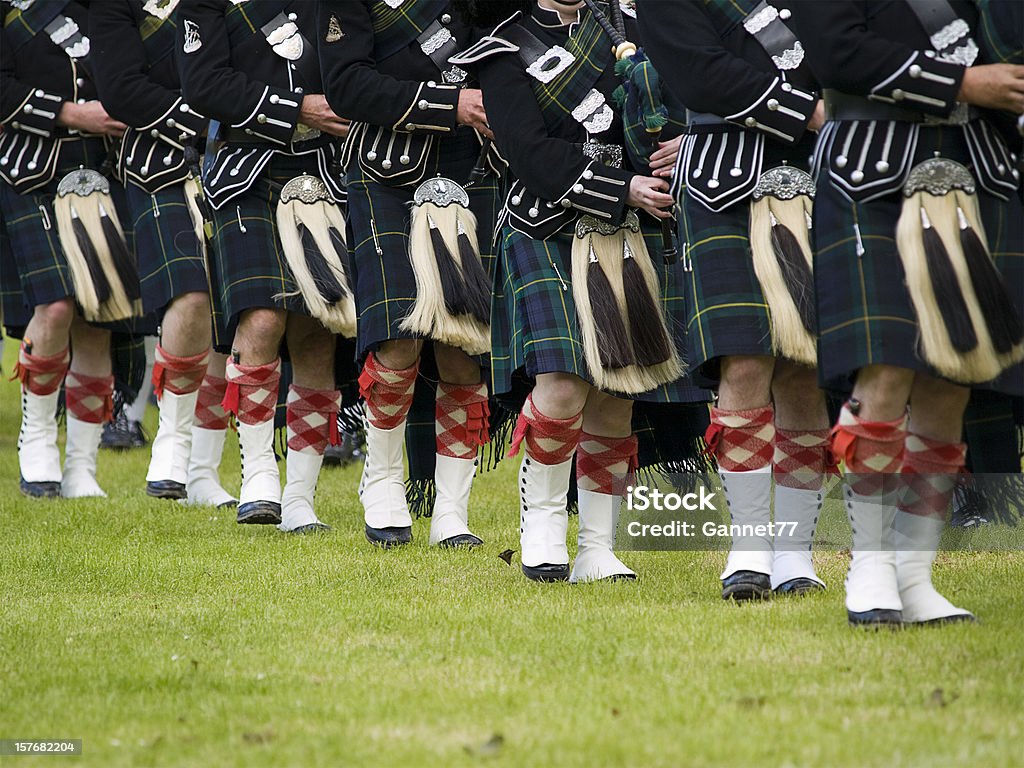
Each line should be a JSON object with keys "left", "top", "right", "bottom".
{"left": 345, "top": 127, "right": 501, "bottom": 358}
{"left": 677, "top": 195, "right": 773, "bottom": 387}
{"left": 491, "top": 222, "right": 708, "bottom": 406}
{"left": 1, "top": 210, "right": 30, "bottom": 335}
{"left": 124, "top": 181, "right": 210, "bottom": 317}
{"left": 0, "top": 137, "right": 153, "bottom": 337}
{"left": 209, "top": 152, "right": 318, "bottom": 345}
{"left": 813, "top": 123, "right": 1024, "bottom": 396}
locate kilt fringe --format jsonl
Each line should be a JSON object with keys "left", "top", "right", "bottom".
{"left": 54, "top": 185, "right": 141, "bottom": 323}
{"left": 896, "top": 187, "right": 1024, "bottom": 383}
{"left": 400, "top": 201, "right": 490, "bottom": 356}
{"left": 749, "top": 194, "right": 817, "bottom": 366}
{"left": 275, "top": 186, "right": 357, "bottom": 338}
{"left": 952, "top": 473, "right": 1023, "bottom": 527}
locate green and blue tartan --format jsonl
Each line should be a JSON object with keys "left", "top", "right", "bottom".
{"left": 813, "top": 124, "right": 1024, "bottom": 396}
{"left": 124, "top": 182, "right": 209, "bottom": 317}
{"left": 208, "top": 153, "right": 315, "bottom": 348}
{"left": 0, "top": 208, "right": 30, "bottom": 334}
{"left": 976, "top": 0, "right": 1023, "bottom": 65}
{"left": 345, "top": 127, "right": 501, "bottom": 358}
{"left": 138, "top": 1, "right": 178, "bottom": 61}
{"left": 700, "top": 0, "right": 759, "bottom": 34}
{"left": 2, "top": 0, "right": 68, "bottom": 51}
{"left": 224, "top": 0, "right": 289, "bottom": 45}
{"left": 522, "top": 9, "right": 612, "bottom": 132}
{"left": 371, "top": 0, "right": 449, "bottom": 60}
{"left": 677, "top": 196, "right": 774, "bottom": 387}
{"left": 490, "top": 221, "right": 706, "bottom": 406}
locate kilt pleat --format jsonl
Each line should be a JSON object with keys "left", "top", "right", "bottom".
{"left": 813, "top": 124, "right": 1024, "bottom": 395}
{"left": 677, "top": 196, "right": 774, "bottom": 387}
{"left": 209, "top": 153, "right": 316, "bottom": 345}
{"left": 345, "top": 127, "right": 501, "bottom": 358}
{"left": 124, "top": 182, "right": 209, "bottom": 316}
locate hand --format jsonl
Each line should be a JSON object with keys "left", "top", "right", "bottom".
{"left": 808, "top": 99, "right": 825, "bottom": 132}
{"left": 627, "top": 175, "right": 675, "bottom": 220}
{"left": 457, "top": 89, "right": 493, "bottom": 140}
{"left": 649, "top": 136, "right": 683, "bottom": 179}
{"left": 299, "top": 95, "right": 351, "bottom": 138}
{"left": 57, "top": 101, "right": 127, "bottom": 137}
{"left": 957, "top": 64, "right": 1024, "bottom": 113}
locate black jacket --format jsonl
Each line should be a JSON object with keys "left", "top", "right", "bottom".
{"left": 91, "top": 0, "right": 206, "bottom": 193}
{"left": 176, "top": 0, "right": 342, "bottom": 208}
{"left": 640, "top": 0, "right": 821, "bottom": 211}
{"left": 0, "top": 0, "right": 100, "bottom": 192}
{"left": 475, "top": 4, "right": 648, "bottom": 231}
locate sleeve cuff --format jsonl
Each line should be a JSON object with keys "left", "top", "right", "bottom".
{"left": 393, "top": 81, "right": 460, "bottom": 134}
{"left": 725, "top": 76, "right": 817, "bottom": 144}
{"left": 231, "top": 85, "right": 302, "bottom": 145}
{"left": 554, "top": 162, "right": 633, "bottom": 222}
{"left": 868, "top": 51, "right": 965, "bottom": 118}
{"left": 139, "top": 97, "right": 206, "bottom": 149}
{"left": 2, "top": 88, "right": 64, "bottom": 138}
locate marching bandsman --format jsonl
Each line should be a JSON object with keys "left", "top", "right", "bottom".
{"left": 318, "top": 0, "right": 504, "bottom": 548}
{"left": 178, "top": 0, "right": 351, "bottom": 532}
{"left": 794, "top": 1, "right": 1024, "bottom": 625}
{"left": 90, "top": 0, "right": 235, "bottom": 507}
{"left": 2, "top": 0, "right": 143, "bottom": 499}
{"left": 471, "top": 0, "right": 710, "bottom": 582}
{"left": 640, "top": 1, "right": 832, "bottom": 600}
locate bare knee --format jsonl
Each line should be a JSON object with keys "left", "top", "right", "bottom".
{"left": 851, "top": 364, "right": 915, "bottom": 421}
{"left": 31, "top": 299, "right": 75, "bottom": 337}
{"left": 583, "top": 391, "right": 633, "bottom": 437}
{"left": 167, "top": 291, "right": 210, "bottom": 320}
{"left": 375, "top": 338, "right": 422, "bottom": 371}
{"left": 719, "top": 355, "right": 775, "bottom": 410}
{"left": 234, "top": 308, "right": 286, "bottom": 363}
{"left": 532, "top": 373, "right": 589, "bottom": 419}
{"left": 435, "top": 343, "right": 481, "bottom": 385}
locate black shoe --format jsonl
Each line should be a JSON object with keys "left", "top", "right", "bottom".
{"left": 911, "top": 613, "right": 977, "bottom": 627}
{"left": 722, "top": 571, "right": 772, "bottom": 601}
{"left": 146, "top": 480, "right": 187, "bottom": 500}
{"left": 439, "top": 533, "right": 484, "bottom": 549}
{"left": 522, "top": 563, "right": 570, "bottom": 582}
{"left": 365, "top": 524, "right": 412, "bottom": 548}
{"left": 217, "top": 499, "right": 239, "bottom": 510}
{"left": 323, "top": 433, "right": 365, "bottom": 468}
{"left": 848, "top": 608, "right": 904, "bottom": 628}
{"left": 101, "top": 411, "right": 147, "bottom": 450}
{"left": 20, "top": 478, "right": 61, "bottom": 498}
{"left": 288, "top": 522, "right": 331, "bottom": 535}
{"left": 774, "top": 578, "right": 825, "bottom": 596}
{"left": 237, "top": 501, "right": 282, "bottom": 525}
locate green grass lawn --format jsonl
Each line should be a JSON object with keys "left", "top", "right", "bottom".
{"left": 1, "top": 340, "right": 1023, "bottom": 768}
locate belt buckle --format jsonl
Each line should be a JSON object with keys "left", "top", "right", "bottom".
{"left": 292, "top": 123, "right": 322, "bottom": 144}
{"left": 924, "top": 102, "right": 970, "bottom": 127}
{"left": 582, "top": 141, "right": 623, "bottom": 169}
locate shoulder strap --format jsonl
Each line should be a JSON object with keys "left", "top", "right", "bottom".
{"left": 904, "top": 0, "right": 978, "bottom": 64}
{"left": 3, "top": 0, "right": 71, "bottom": 52}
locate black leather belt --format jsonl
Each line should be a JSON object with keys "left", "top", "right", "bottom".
{"left": 824, "top": 89, "right": 976, "bottom": 125}
{"left": 686, "top": 110, "right": 728, "bottom": 127}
